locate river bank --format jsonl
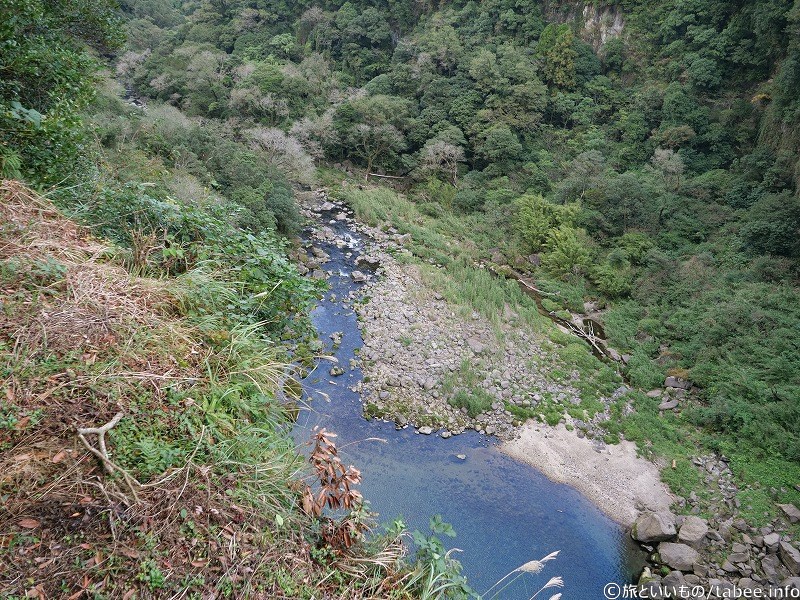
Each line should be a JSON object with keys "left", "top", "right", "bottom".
{"left": 298, "top": 187, "right": 665, "bottom": 525}
{"left": 292, "top": 187, "right": 647, "bottom": 594}
{"left": 502, "top": 423, "right": 673, "bottom": 526}
{"left": 296, "top": 185, "right": 800, "bottom": 595}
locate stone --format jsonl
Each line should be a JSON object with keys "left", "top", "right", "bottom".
{"left": 661, "top": 570, "right": 686, "bottom": 594}
{"left": 738, "top": 578, "right": 758, "bottom": 590}
{"left": 440, "top": 431, "right": 452, "bottom": 439}
{"left": 659, "top": 398, "right": 679, "bottom": 410}
{"left": 350, "top": 270, "right": 367, "bottom": 282}
{"left": 678, "top": 516, "right": 709, "bottom": 549}
{"left": 329, "top": 366, "right": 345, "bottom": 376}
{"left": 762, "top": 554, "right": 784, "bottom": 584}
{"left": 779, "top": 504, "right": 800, "bottom": 524}
{"left": 721, "top": 561, "right": 738, "bottom": 573}
{"left": 456, "top": 454, "right": 466, "bottom": 460}
{"left": 728, "top": 551, "right": 749, "bottom": 564}
{"left": 466, "top": 337, "right": 486, "bottom": 354}
{"left": 782, "top": 577, "right": 800, "bottom": 591}
{"left": 418, "top": 426, "right": 433, "bottom": 435}
{"left": 356, "top": 255, "right": 381, "bottom": 269}
{"left": 664, "top": 376, "right": 692, "bottom": 390}
{"left": 633, "top": 511, "right": 677, "bottom": 543}
{"left": 708, "top": 580, "right": 736, "bottom": 597}
{"left": 765, "top": 533, "right": 782, "bottom": 553}
{"left": 658, "top": 542, "right": 699, "bottom": 572}
{"left": 646, "top": 389, "right": 663, "bottom": 398}
{"left": 780, "top": 541, "right": 800, "bottom": 575}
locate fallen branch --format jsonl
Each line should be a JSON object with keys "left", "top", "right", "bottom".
{"left": 77, "top": 412, "right": 141, "bottom": 503}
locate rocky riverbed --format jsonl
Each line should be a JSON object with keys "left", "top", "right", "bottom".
{"left": 296, "top": 187, "right": 800, "bottom": 596}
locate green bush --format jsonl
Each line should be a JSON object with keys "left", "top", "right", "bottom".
{"left": 448, "top": 388, "right": 493, "bottom": 418}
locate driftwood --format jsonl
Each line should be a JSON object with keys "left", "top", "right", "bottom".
{"left": 487, "top": 263, "right": 613, "bottom": 362}
{"left": 366, "top": 172, "right": 406, "bottom": 180}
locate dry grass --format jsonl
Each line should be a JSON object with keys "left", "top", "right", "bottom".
{"left": 0, "top": 182, "right": 408, "bottom": 599}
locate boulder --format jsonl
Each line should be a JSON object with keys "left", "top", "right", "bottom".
{"left": 466, "top": 337, "right": 486, "bottom": 354}
{"left": 356, "top": 255, "right": 381, "bottom": 270}
{"left": 646, "top": 389, "right": 663, "bottom": 398}
{"left": 418, "top": 426, "right": 433, "bottom": 435}
{"left": 780, "top": 541, "right": 800, "bottom": 575}
{"left": 762, "top": 554, "right": 784, "bottom": 584}
{"left": 765, "top": 532, "right": 781, "bottom": 553}
{"left": 779, "top": 503, "right": 800, "bottom": 524}
{"left": 664, "top": 376, "right": 692, "bottom": 390}
{"left": 782, "top": 577, "right": 800, "bottom": 591}
{"left": 633, "top": 511, "right": 677, "bottom": 543}
{"left": 659, "top": 398, "right": 679, "bottom": 410}
{"left": 658, "top": 542, "right": 699, "bottom": 572}
{"left": 350, "top": 270, "right": 367, "bottom": 282}
{"left": 661, "top": 570, "right": 686, "bottom": 595}
{"left": 678, "top": 516, "right": 709, "bottom": 549}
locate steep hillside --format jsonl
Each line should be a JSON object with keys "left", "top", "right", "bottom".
{"left": 0, "top": 181, "right": 424, "bottom": 598}
{"left": 115, "top": 0, "right": 800, "bottom": 505}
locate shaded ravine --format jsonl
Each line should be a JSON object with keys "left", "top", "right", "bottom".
{"left": 292, "top": 206, "right": 646, "bottom": 597}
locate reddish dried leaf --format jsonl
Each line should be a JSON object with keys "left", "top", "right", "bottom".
{"left": 18, "top": 518, "right": 40, "bottom": 529}
{"left": 51, "top": 450, "right": 67, "bottom": 464}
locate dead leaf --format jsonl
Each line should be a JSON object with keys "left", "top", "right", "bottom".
{"left": 18, "top": 518, "right": 40, "bottom": 529}
{"left": 51, "top": 450, "right": 67, "bottom": 464}
{"left": 190, "top": 560, "right": 208, "bottom": 567}
{"left": 122, "top": 590, "right": 135, "bottom": 600}
{"left": 14, "top": 416, "right": 30, "bottom": 430}
{"left": 5, "top": 387, "right": 14, "bottom": 402}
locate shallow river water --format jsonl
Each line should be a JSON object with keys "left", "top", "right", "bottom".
{"left": 293, "top": 210, "right": 645, "bottom": 598}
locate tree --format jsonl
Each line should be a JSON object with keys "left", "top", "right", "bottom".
{"left": 536, "top": 24, "right": 577, "bottom": 89}
{"left": 0, "top": 0, "right": 122, "bottom": 182}
{"left": 474, "top": 125, "right": 522, "bottom": 169}
{"left": 515, "top": 193, "right": 579, "bottom": 252}
{"left": 740, "top": 191, "right": 800, "bottom": 259}
{"left": 541, "top": 225, "right": 592, "bottom": 276}
{"left": 418, "top": 140, "right": 464, "bottom": 185}
{"left": 247, "top": 127, "right": 316, "bottom": 185}
{"left": 334, "top": 95, "right": 411, "bottom": 177}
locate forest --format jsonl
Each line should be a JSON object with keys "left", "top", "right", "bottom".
{"left": 1, "top": 0, "right": 799, "bottom": 596}
{"left": 108, "top": 0, "right": 800, "bottom": 461}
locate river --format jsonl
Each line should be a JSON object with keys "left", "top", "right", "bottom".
{"left": 292, "top": 202, "right": 645, "bottom": 598}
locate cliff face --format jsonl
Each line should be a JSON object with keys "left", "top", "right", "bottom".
{"left": 542, "top": 1, "right": 626, "bottom": 52}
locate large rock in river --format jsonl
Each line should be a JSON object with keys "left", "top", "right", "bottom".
{"left": 632, "top": 511, "right": 677, "bottom": 543}
{"left": 658, "top": 542, "right": 699, "bottom": 572}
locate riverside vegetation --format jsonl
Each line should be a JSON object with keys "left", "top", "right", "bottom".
{"left": 1, "top": 0, "right": 800, "bottom": 596}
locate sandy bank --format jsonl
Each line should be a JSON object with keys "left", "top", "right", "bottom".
{"left": 501, "top": 423, "right": 674, "bottom": 527}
